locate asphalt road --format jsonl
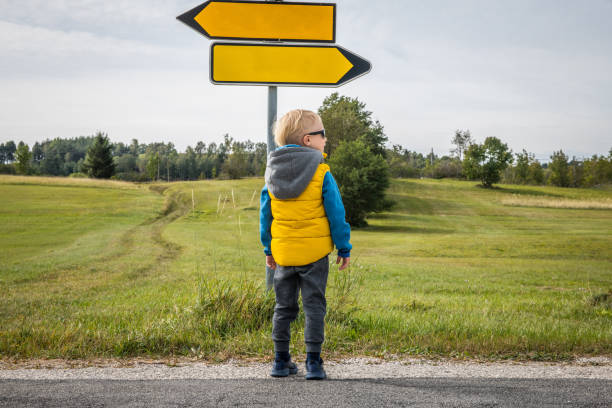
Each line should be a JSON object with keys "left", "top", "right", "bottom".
{"left": 2, "top": 377, "right": 611, "bottom": 407}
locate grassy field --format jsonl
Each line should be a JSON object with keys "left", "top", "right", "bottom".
{"left": 0, "top": 174, "right": 611, "bottom": 362}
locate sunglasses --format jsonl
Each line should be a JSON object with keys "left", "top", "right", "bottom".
{"left": 305, "top": 129, "right": 326, "bottom": 139}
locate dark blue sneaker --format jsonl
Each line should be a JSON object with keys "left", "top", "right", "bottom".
{"left": 305, "top": 357, "right": 326, "bottom": 380}
{"left": 270, "top": 358, "right": 298, "bottom": 377}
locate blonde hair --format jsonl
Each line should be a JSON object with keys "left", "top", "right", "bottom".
{"left": 274, "top": 109, "right": 319, "bottom": 146}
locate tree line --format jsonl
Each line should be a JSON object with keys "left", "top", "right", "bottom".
{"left": 1, "top": 93, "right": 610, "bottom": 191}
{"left": 0, "top": 134, "right": 268, "bottom": 182}
{"left": 387, "top": 130, "right": 611, "bottom": 189}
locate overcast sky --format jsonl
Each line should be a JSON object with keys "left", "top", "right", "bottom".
{"left": 1, "top": 0, "right": 611, "bottom": 162}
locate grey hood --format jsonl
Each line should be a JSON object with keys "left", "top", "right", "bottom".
{"left": 265, "top": 146, "right": 324, "bottom": 199}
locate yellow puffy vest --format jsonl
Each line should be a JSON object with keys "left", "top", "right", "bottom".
{"left": 269, "top": 163, "right": 334, "bottom": 266}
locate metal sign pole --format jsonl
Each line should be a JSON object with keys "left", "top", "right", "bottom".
{"left": 267, "top": 86, "right": 277, "bottom": 156}
{"left": 265, "top": 85, "right": 277, "bottom": 290}
{"left": 265, "top": 0, "right": 280, "bottom": 291}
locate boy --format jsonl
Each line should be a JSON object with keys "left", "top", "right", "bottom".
{"left": 260, "top": 109, "right": 352, "bottom": 380}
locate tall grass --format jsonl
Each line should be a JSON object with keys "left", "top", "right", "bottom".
{"left": 195, "top": 278, "right": 275, "bottom": 337}
{"left": 501, "top": 194, "right": 612, "bottom": 209}
{"left": 0, "top": 175, "right": 138, "bottom": 189}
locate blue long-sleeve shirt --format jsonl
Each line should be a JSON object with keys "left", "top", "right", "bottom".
{"left": 260, "top": 171, "right": 352, "bottom": 258}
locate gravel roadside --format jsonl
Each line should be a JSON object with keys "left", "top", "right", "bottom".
{"left": 1, "top": 357, "right": 611, "bottom": 380}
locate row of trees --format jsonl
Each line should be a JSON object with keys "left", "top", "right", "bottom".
{"left": 3, "top": 128, "right": 609, "bottom": 191}
{"left": 506, "top": 149, "right": 612, "bottom": 188}
{"left": 386, "top": 130, "right": 612, "bottom": 188}
{"left": 3, "top": 134, "right": 610, "bottom": 192}
{"left": 0, "top": 134, "right": 268, "bottom": 182}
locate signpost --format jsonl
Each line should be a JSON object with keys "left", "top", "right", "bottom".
{"left": 177, "top": 0, "right": 371, "bottom": 289}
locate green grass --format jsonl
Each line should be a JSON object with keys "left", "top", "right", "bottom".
{"left": 1, "top": 175, "right": 611, "bottom": 362}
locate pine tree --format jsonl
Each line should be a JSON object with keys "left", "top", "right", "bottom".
{"left": 81, "top": 132, "right": 115, "bottom": 178}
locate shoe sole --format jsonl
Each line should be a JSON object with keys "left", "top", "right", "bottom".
{"left": 270, "top": 367, "right": 298, "bottom": 377}
{"left": 305, "top": 373, "right": 326, "bottom": 380}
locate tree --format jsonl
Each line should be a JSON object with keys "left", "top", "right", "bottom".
{"left": 582, "top": 153, "right": 612, "bottom": 187}
{"left": 568, "top": 156, "right": 585, "bottom": 188}
{"left": 81, "top": 132, "right": 116, "bottom": 178}
{"left": 184, "top": 146, "right": 198, "bottom": 179}
{"left": 318, "top": 93, "right": 387, "bottom": 157}
{"left": 112, "top": 142, "right": 130, "bottom": 157}
{"left": 195, "top": 141, "right": 206, "bottom": 156}
{"left": 514, "top": 149, "right": 531, "bottom": 184}
{"left": 463, "top": 136, "right": 513, "bottom": 188}
{"left": 223, "top": 140, "right": 249, "bottom": 179}
{"left": 146, "top": 152, "right": 160, "bottom": 181}
{"left": 528, "top": 160, "right": 544, "bottom": 185}
{"left": 328, "top": 139, "right": 391, "bottom": 227}
{"left": 2, "top": 141, "right": 16, "bottom": 163}
{"left": 115, "top": 154, "right": 138, "bottom": 174}
{"left": 32, "top": 142, "right": 43, "bottom": 163}
{"left": 129, "top": 139, "right": 140, "bottom": 156}
{"left": 450, "top": 129, "right": 473, "bottom": 161}
{"left": 249, "top": 142, "right": 268, "bottom": 176}
{"left": 14, "top": 142, "right": 32, "bottom": 175}
{"left": 549, "top": 150, "right": 570, "bottom": 187}
{"left": 385, "top": 145, "right": 427, "bottom": 178}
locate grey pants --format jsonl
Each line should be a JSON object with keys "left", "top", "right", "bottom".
{"left": 272, "top": 255, "right": 329, "bottom": 353}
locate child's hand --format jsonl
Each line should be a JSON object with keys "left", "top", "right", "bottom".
{"left": 336, "top": 256, "right": 350, "bottom": 271}
{"left": 266, "top": 255, "right": 277, "bottom": 270}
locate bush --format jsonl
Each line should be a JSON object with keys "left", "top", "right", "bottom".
{"left": 112, "top": 172, "right": 150, "bottom": 182}
{"left": 329, "top": 139, "right": 392, "bottom": 227}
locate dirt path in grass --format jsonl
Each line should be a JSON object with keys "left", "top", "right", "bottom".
{"left": 109, "top": 184, "right": 188, "bottom": 279}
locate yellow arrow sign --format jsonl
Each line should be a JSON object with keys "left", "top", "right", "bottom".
{"left": 210, "top": 43, "right": 371, "bottom": 87}
{"left": 177, "top": 1, "right": 336, "bottom": 43}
